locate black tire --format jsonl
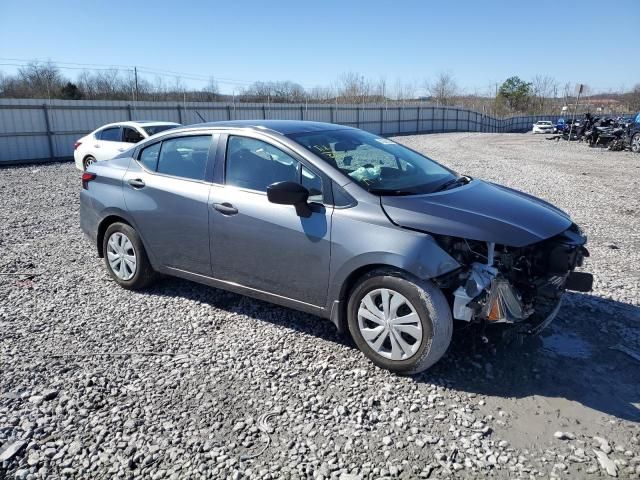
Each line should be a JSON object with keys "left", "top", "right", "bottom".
{"left": 347, "top": 269, "right": 452, "bottom": 374}
{"left": 102, "top": 222, "right": 157, "bottom": 290}
{"left": 631, "top": 133, "right": 640, "bottom": 153}
{"left": 83, "top": 155, "right": 96, "bottom": 170}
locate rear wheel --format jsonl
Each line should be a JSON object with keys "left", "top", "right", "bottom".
{"left": 103, "top": 223, "right": 156, "bottom": 289}
{"left": 631, "top": 133, "right": 640, "bottom": 153}
{"left": 83, "top": 156, "right": 96, "bottom": 170}
{"left": 347, "top": 269, "right": 452, "bottom": 374}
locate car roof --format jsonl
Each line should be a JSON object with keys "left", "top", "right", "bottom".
{"left": 98, "top": 121, "right": 181, "bottom": 129}
{"left": 184, "top": 120, "right": 354, "bottom": 135}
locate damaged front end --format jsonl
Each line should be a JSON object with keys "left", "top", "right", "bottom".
{"left": 435, "top": 224, "right": 593, "bottom": 334}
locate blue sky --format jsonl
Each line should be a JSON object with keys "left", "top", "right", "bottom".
{"left": 1, "top": 0, "right": 638, "bottom": 94}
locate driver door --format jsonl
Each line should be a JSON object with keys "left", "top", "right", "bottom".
{"left": 208, "top": 134, "right": 332, "bottom": 307}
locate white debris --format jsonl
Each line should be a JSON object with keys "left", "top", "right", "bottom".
{"left": 593, "top": 449, "right": 618, "bottom": 477}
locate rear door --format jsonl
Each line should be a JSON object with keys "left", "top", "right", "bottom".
{"left": 93, "top": 126, "right": 124, "bottom": 160}
{"left": 208, "top": 134, "right": 332, "bottom": 307}
{"left": 123, "top": 133, "right": 217, "bottom": 275}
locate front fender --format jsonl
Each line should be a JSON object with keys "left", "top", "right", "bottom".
{"left": 326, "top": 209, "right": 460, "bottom": 311}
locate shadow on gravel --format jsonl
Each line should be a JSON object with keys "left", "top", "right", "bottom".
{"left": 419, "top": 292, "right": 640, "bottom": 423}
{"left": 148, "top": 279, "right": 640, "bottom": 423}
{"left": 144, "top": 277, "right": 354, "bottom": 348}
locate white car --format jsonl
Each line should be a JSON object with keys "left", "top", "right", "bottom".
{"left": 74, "top": 121, "right": 181, "bottom": 170}
{"left": 532, "top": 121, "right": 554, "bottom": 134}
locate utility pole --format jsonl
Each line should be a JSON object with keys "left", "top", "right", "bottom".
{"left": 568, "top": 84, "right": 584, "bottom": 140}
{"left": 134, "top": 67, "right": 139, "bottom": 102}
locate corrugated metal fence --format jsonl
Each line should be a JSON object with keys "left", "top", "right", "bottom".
{"left": 0, "top": 98, "right": 561, "bottom": 164}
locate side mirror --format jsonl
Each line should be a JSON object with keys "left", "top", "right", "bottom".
{"left": 267, "top": 181, "right": 311, "bottom": 217}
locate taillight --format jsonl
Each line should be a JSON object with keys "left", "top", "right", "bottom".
{"left": 82, "top": 172, "right": 96, "bottom": 189}
{"left": 74, "top": 141, "right": 82, "bottom": 150}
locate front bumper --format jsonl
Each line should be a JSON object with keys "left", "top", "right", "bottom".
{"left": 524, "top": 296, "right": 563, "bottom": 334}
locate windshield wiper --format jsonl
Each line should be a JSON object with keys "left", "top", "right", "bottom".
{"left": 367, "top": 188, "right": 417, "bottom": 196}
{"left": 433, "top": 175, "right": 472, "bottom": 192}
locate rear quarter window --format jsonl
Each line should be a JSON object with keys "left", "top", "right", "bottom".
{"left": 139, "top": 142, "right": 161, "bottom": 171}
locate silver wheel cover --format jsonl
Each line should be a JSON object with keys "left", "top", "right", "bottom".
{"left": 357, "top": 288, "right": 423, "bottom": 360}
{"left": 106, "top": 232, "right": 137, "bottom": 281}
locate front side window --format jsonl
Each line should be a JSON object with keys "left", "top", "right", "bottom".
{"left": 156, "top": 135, "right": 211, "bottom": 181}
{"left": 123, "top": 127, "right": 144, "bottom": 144}
{"left": 98, "top": 127, "right": 121, "bottom": 142}
{"left": 289, "top": 129, "right": 455, "bottom": 195}
{"left": 226, "top": 136, "right": 300, "bottom": 192}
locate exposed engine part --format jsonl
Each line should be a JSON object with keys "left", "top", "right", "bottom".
{"left": 452, "top": 243, "right": 497, "bottom": 321}
{"left": 452, "top": 287, "right": 474, "bottom": 321}
{"left": 452, "top": 260, "right": 496, "bottom": 321}
{"left": 438, "top": 225, "right": 592, "bottom": 329}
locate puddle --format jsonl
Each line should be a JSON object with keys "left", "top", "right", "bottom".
{"left": 542, "top": 332, "right": 593, "bottom": 359}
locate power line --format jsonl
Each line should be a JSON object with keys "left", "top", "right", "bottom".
{"left": 0, "top": 57, "right": 276, "bottom": 87}
{"left": 0, "top": 57, "right": 318, "bottom": 89}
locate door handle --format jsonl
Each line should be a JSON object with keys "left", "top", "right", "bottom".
{"left": 117, "top": 148, "right": 126, "bottom": 152}
{"left": 127, "top": 178, "right": 145, "bottom": 189}
{"left": 212, "top": 202, "right": 238, "bottom": 215}
{"left": 94, "top": 144, "right": 100, "bottom": 148}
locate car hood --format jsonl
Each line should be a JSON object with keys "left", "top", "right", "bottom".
{"left": 381, "top": 180, "right": 572, "bottom": 247}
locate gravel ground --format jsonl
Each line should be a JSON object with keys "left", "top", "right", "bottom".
{"left": 1, "top": 133, "right": 639, "bottom": 479}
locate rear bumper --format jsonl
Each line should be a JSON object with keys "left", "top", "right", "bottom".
{"left": 73, "top": 151, "right": 84, "bottom": 171}
{"left": 79, "top": 190, "right": 99, "bottom": 247}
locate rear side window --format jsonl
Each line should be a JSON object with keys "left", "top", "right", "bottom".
{"left": 139, "top": 142, "right": 161, "bottom": 171}
{"left": 156, "top": 135, "right": 211, "bottom": 181}
{"left": 98, "top": 127, "right": 121, "bottom": 142}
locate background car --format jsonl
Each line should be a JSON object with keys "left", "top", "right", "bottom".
{"left": 74, "top": 121, "right": 181, "bottom": 170}
{"left": 79, "top": 120, "right": 591, "bottom": 374}
{"left": 532, "top": 120, "right": 554, "bottom": 134}
{"left": 627, "top": 112, "right": 640, "bottom": 153}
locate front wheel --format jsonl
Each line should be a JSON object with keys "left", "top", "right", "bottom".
{"left": 347, "top": 270, "right": 453, "bottom": 374}
{"left": 631, "top": 133, "right": 640, "bottom": 153}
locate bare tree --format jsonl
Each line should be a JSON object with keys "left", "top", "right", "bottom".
{"left": 201, "top": 77, "right": 219, "bottom": 102}
{"left": 0, "top": 62, "right": 65, "bottom": 99}
{"left": 426, "top": 72, "right": 458, "bottom": 106}
{"left": 241, "top": 81, "right": 306, "bottom": 103}
{"left": 335, "top": 72, "right": 371, "bottom": 103}
{"left": 624, "top": 84, "right": 640, "bottom": 112}
{"left": 307, "top": 85, "right": 335, "bottom": 103}
{"left": 530, "top": 75, "right": 558, "bottom": 114}
{"left": 393, "top": 78, "right": 417, "bottom": 102}
{"left": 374, "top": 77, "right": 387, "bottom": 102}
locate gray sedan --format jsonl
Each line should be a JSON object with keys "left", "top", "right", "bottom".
{"left": 80, "top": 120, "right": 592, "bottom": 373}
